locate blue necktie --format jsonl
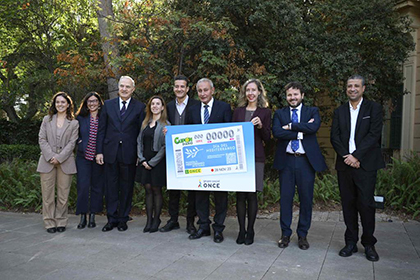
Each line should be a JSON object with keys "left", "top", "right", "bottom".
{"left": 204, "top": 105, "right": 210, "bottom": 124}
{"left": 120, "top": 101, "right": 127, "bottom": 117}
{"left": 291, "top": 109, "right": 299, "bottom": 152}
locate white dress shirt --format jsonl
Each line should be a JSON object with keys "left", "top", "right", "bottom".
{"left": 119, "top": 97, "right": 131, "bottom": 110}
{"left": 200, "top": 98, "right": 214, "bottom": 124}
{"left": 176, "top": 95, "right": 189, "bottom": 115}
{"left": 349, "top": 98, "right": 363, "bottom": 154}
{"left": 286, "top": 103, "right": 306, "bottom": 154}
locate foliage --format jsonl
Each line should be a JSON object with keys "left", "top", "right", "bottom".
{"left": 0, "top": 119, "right": 41, "bottom": 145}
{"left": 376, "top": 154, "right": 420, "bottom": 218}
{"left": 0, "top": 145, "right": 40, "bottom": 163}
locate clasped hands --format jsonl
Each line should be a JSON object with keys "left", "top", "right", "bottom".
{"left": 49, "top": 157, "right": 59, "bottom": 165}
{"left": 282, "top": 118, "right": 314, "bottom": 130}
{"left": 343, "top": 154, "right": 360, "bottom": 169}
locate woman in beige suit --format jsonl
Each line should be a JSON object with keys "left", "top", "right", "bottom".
{"left": 37, "top": 92, "right": 79, "bottom": 233}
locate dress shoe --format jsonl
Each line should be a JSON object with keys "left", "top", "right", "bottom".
{"left": 149, "top": 218, "right": 161, "bottom": 233}
{"left": 339, "top": 244, "right": 358, "bottom": 257}
{"left": 102, "top": 222, "right": 116, "bottom": 232}
{"left": 298, "top": 236, "right": 310, "bottom": 250}
{"left": 278, "top": 236, "right": 290, "bottom": 248}
{"left": 117, "top": 222, "right": 128, "bottom": 231}
{"left": 186, "top": 223, "right": 197, "bottom": 235}
{"left": 46, "top": 227, "right": 56, "bottom": 233}
{"left": 87, "top": 213, "right": 96, "bottom": 228}
{"left": 214, "top": 231, "right": 224, "bottom": 243}
{"left": 365, "top": 246, "right": 379, "bottom": 262}
{"left": 77, "top": 214, "right": 87, "bottom": 229}
{"left": 236, "top": 231, "right": 246, "bottom": 245}
{"left": 189, "top": 228, "right": 211, "bottom": 240}
{"left": 159, "top": 220, "right": 180, "bottom": 232}
{"left": 245, "top": 230, "right": 254, "bottom": 246}
{"left": 57, "top": 227, "right": 66, "bottom": 233}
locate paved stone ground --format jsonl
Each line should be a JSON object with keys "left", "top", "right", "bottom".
{"left": 0, "top": 211, "right": 419, "bottom": 280}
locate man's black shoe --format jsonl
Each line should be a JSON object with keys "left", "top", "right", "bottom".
{"left": 298, "top": 236, "right": 310, "bottom": 250}
{"left": 365, "top": 246, "right": 379, "bottom": 262}
{"left": 159, "top": 221, "right": 180, "bottom": 232}
{"left": 339, "top": 244, "right": 358, "bottom": 257}
{"left": 186, "top": 223, "right": 197, "bottom": 235}
{"left": 214, "top": 231, "right": 224, "bottom": 243}
{"left": 188, "top": 228, "right": 210, "bottom": 240}
{"left": 102, "top": 222, "right": 116, "bottom": 232}
{"left": 117, "top": 222, "right": 128, "bottom": 231}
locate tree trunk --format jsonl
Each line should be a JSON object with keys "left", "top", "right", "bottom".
{"left": 97, "top": 0, "right": 119, "bottom": 100}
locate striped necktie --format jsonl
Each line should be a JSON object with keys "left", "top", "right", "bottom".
{"left": 120, "top": 101, "right": 127, "bottom": 117}
{"left": 204, "top": 105, "right": 210, "bottom": 124}
{"left": 291, "top": 109, "right": 299, "bottom": 152}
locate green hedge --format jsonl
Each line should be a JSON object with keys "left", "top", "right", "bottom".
{"left": 0, "top": 145, "right": 40, "bottom": 163}
{"left": 0, "top": 119, "right": 41, "bottom": 145}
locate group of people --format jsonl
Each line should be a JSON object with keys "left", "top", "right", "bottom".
{"left": 37, "top": 74, "right": 384, "bottom": 262}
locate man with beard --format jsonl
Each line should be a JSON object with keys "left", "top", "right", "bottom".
{"left": 272, "top": 81, "right": 327, "bottom": 250}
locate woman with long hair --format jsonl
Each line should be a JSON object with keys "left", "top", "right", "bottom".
{"left": 232, "top": 79, "right": 271, "bottom": 245}
{"left": 136, "top": 95, "right": 170, "bottom": 233}
{"left": 75, "top": 92, "right": 105, "bottom": 229}
{"left": 37, "top": 92, "right": 79, "bottom": 233}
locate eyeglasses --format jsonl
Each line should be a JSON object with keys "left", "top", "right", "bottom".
{"left": 87, "top": 100, "right": 99, "bottom": 104}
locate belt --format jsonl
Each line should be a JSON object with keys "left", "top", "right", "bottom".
{"left": 287, "top": 152, "right": 306, "bottom": 157}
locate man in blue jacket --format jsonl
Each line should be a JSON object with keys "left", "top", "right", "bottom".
{"left": 272, "top": 81, "right": 327, "bottom": 250}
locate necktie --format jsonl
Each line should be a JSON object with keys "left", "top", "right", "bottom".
{"left": 120, "top": 101, "right": 127, "bottom": 117}
{"left": 204, "top": 105, "right": 210, "bottom": 124}
{"left": 291, "top": 109, "right": 299, "bottom": 152}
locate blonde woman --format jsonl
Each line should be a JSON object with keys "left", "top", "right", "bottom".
{"left": 136, "top": 95, "right": 170, "bottom": 233}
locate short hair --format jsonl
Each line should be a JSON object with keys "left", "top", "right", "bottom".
{"left": 284, "top": 81, "right": 304, "bottom": 93}
{"left": 347, "top": 75, "right": 365, "bottom": 86}
{"left": 119, "top": 76, "right": 135, "bottom": 87}
{"left": 238, "top": 79, "right": 269, "bottom": 108}
{"left": 196, "top": 78, "right": 214, "bottom": 89}
{"left": 174, "top": 75, "right": 189, "bottom": 84}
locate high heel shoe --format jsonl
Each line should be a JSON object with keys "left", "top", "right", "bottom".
{"left": 77, "top": 214, "right": 87, "bottom": 229}
{"left": 143, "top": 219, "right": 152, "bottom": 233}
{"left": 236, "top": 231, "right": 246, "bottom": 245}
{"left": 245, "top": 230, "right": 254, "bottom": 245}
{"left": 87, "top": 213, "right": 96, "bottom": 228}
{"left": 149, "top": 218, "right": 161, "bottom": 233}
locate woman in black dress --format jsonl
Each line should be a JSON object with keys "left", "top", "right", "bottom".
{"left": 232, "top": 79, "right": 271, "bottom": 245}
{"left": 136, "top": 95, "right": 170, "bottom": 233}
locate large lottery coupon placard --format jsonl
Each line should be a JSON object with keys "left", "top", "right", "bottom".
{"left": 166, "top": 122, "right": 255, "bottom": 192}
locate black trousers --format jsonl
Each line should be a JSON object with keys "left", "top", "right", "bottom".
{"left": 338, "top": 167, "right": 377, "bottom": 247}
{"left": 168, "top": 190, "right": 196, "bottom": 224}
{"left": 104, "top": 145, "right": 136, "bottom": 224}
{"left": 195, "top": 191, "right": 228, "bottom": 232}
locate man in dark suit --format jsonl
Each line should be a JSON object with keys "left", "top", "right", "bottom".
{"left": 96, "top": 76, "right": 145, "bottom": 232}
{"left": 159, "top": 75, "right": 199, "bottom": 234}
{"left": 272, "top": 81, "right": 327, "bottom": 250}
{"left": 186, "top": 78, "right": 232, "bottom": 243}
{"left": 331, "top": 75, "right": 385, "bottom": 262}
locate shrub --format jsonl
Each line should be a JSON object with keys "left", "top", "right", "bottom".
{"left": 0, "top": 119, "right": 41, "bottom": 145}
{"left": 0, "top": 145, "right": 40, "bottom": 163}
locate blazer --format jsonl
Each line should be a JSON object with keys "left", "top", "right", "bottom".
{"left": 166, "top": 97, "right": 200, "bottom": 125}
{"left": 76, "top": 115, "right": 95, "bottom": 157}
{"left": 37, "top": 114, "right": 79, "bottom": 174}
{"left": 137, "top": 120, "right": 170, "bottom": 167}
{"left": 330, "top": 98, "right": 385, "bottom": 171}
{"left": 272, "top": 105, "right": 327, "bottom": 172}
{"left": 186, "top": 99, "right": 232, "bottom": 124}
{"left": 232, "top": 107, "right": 271, "bottom": 163}
{"left": 96, "top": 97, "right": 145, "bottom": 165}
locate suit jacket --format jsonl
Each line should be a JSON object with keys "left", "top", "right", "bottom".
{"left": 137, "top": 120, "right": 170, "bottom": 167}
{"left": 96, "top": 97, "right": 145, "bottom": 165}
{"left": 232, "top": 107, "right": 271, "bottom": 163}
{"left": 330, "top": 98, "right": 385, "bottom": 171}
{"left": 186, "top": 99, "right": 232, "bottom": 124}
{"left": 37, "top": 114, "right": 79, "bottom": 174}
{"left": 166, "top": 97, "right": 200, "bottom": 125}
{"left": 272, "top": 105, "right": 327, "bottom": 172}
